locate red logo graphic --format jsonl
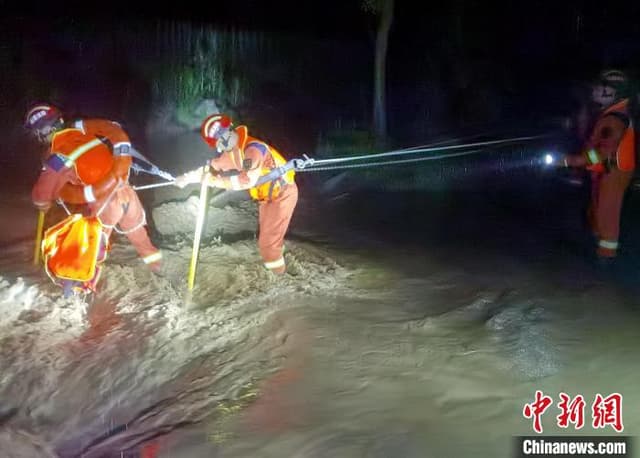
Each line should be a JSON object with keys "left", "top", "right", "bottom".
{"left": 592, "top": 393, "right": 623, "bottom": 432}
{"left": 523, "top": 392, "right": 624, "bottom": 433}
{"left": 523, "top": 390, "right": 554, "bottom": 433}
{"left": 557, "top": 393, "right": 586, "bottom": 429}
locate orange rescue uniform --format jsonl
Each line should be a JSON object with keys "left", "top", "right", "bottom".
{"left": 581, "top": 99, "right": 636, "bottom": 258}
{"left": 31, "top": 119, "right": 162, "bottom": 278}
{"left": 207, "top": 126, "right": 298, "bottom": 274}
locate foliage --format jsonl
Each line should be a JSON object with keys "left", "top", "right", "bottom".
{"left": 146, "top": 23, "right": 254, "bottom": 121}
{"left": 106, "top": 19, "right": 373, "bottom": 143}
{"left": 361, "top": 0, "right": 384, "bottom": 14}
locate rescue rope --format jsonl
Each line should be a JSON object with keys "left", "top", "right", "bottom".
{"left": 95, "top": 182, "right": 123, "bottom": 218}
{"left": 297, "top": 148, "right": 488, "bottom": 172}
{"left": 132, "top": 181, "right": 176, "bottom": 191}
{"left": 130, "top": 162, "right": 175, "bottom": 181}
{"left": 113, "top": 210, "right": 147, "bottom": 235}
{"left": 56, "top": 199, "right": 72, "bottom": 216}
{"left": 307, "top": 134, "right": 549, "bottom": 167}
{"left": 128, "top": 147, "right": 175, "bottom": 181}
{"left": 132, "top": 133, "right": 550, "bottom": 188}
{"left": 127, "top": 147, "right": 176, "bottom": 189}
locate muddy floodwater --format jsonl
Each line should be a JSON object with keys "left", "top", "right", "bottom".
{"left": 1, "top": 182, "right": 639, "bottom": 458}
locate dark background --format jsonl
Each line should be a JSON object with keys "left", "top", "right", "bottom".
{"left": 3, "top": 0, "right": 640, "bottom": 273}
{"left": 4, "top": 1, "right": 640, "bottom": 144}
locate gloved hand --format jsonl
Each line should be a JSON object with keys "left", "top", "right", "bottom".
{"left": 174, "top": 168, "right": 204, "bottom": 188}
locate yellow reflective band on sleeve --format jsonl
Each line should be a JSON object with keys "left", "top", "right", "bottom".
{"left": 143, "top": 251, "right": 163, "bottom": 264}
{"left": 587, "top": 149, "right": 600, "bottom": 165}
{"left": 64, "top": 138, "right": 104, "bottom": 167}
{"left": 598, "top": 240, "right": 619, "bottom": 250}
{"left": 264, "top": 257, "right": 285, "bottom": 269}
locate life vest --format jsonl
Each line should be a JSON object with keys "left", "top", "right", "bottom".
{"left": 42, "top": 214, "right": 108, "bottom": 290}
{"left": 234, "top": 126, "right": 295, "bottom": 201}
{"left": 587, "top": 99, "right": 636, "bottom": 173}
{"left": 47, "top": 127, "right": 131, "bottom": 204}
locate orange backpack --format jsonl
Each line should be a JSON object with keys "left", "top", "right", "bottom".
{"left": 42, "top": 214, "right": 108, "bottom": 292}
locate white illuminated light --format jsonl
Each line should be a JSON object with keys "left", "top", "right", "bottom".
{"left": 544, "top": 154, "right": 555, "bottom": 165}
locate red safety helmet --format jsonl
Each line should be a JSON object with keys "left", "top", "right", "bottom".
{"left": 200, "top": 113, "right": 233, "bottom": 149}
{"left": 24, "top": 104, "right": 64, "bottom": 142}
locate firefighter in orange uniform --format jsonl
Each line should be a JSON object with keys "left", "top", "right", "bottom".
{"left": 560, "top": 70, "right": 636, "bottom": 262}
{"left": 174, "top": 114, "right": 298, "bottom": 274}
{"left": 26, "top": 104, "right": 162, "bottom": 292}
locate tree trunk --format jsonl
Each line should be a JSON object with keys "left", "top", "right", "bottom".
{"left": 373, "top": 0, "right": 394, "bottom": 146}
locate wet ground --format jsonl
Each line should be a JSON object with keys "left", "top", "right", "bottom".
{"left": 1, "top": 154, "right": 639, "bottom": 457}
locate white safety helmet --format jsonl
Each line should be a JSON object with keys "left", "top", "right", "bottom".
{"left": 591, "top": 69, "right": 629, "bottom": 109}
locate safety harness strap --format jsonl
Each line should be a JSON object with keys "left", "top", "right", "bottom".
{"left": 63, "top": 138, "right": 104, "bottom": 168}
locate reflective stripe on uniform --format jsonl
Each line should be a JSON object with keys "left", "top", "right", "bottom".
{"left": 113, "top": 141, "right": 132, "bottom": 153}
{"left": 229, "top": 175, "right": 241, "bottom": 190}
{"left": 83, "top": 186, "right": 96, "bottom": 203}
{"left": 264, "top": 257, "right": 285, "bottom": 269}
{"left": 143, "top": 251, "right": 162, "bottom": 264}
{"left": 64, "top": 138, "right": 104, "bottom": 167}
{"left": 587, "top": 149, "right": 600, "bottom": 165}
{"left": 73, "top": 120, "right": 85, "bottom": 132}
{"left": 33, "top": 200, "right": 50, "bottom": 209}
{"left": 598, "top": 239, "right": 619, "bottom": 250}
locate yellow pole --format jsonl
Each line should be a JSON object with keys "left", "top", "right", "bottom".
{"left": 187, "top": 166, "right": 210, "bottom": 290}
{"left": 33, "top": 210, "right": 45, "bottom": 265}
